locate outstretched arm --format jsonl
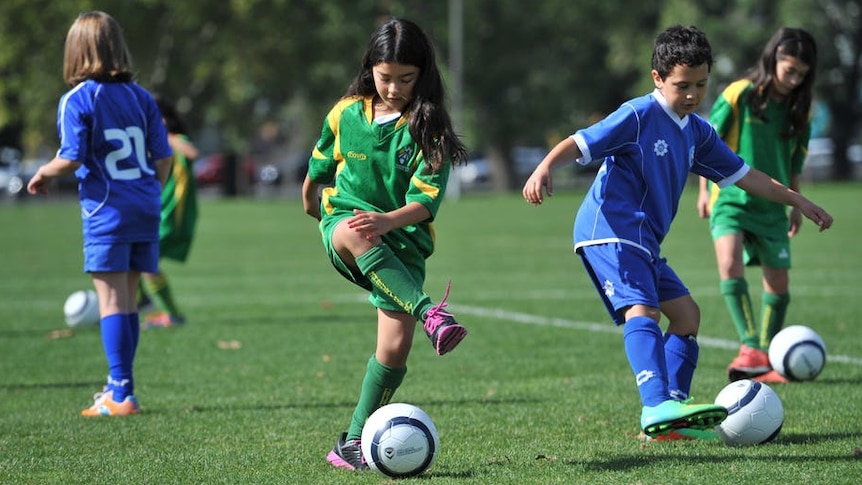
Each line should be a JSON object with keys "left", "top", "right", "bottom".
{"left": 786, "top": 173, "right": 803, "bottom": 237}
{"left": 522, "top": 137, "right": 582, "bottom": 205}
{"left": 735, "top": 168, "right": 832, "bottom": 231}
{"left": 26, "top": 157, "right": 80, "bottom": 195}
{"left": 696, "top": 176, "right": 711, "bottom": 219}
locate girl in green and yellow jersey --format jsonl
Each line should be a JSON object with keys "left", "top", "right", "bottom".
{"left": 697, "top": 27, "right": 819, "bottom": 384}
{"left": 301, "top": 18, "right": 469, "bottom": 471}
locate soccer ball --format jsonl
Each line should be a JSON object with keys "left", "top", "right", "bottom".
{"left": 768, "top": 325, "right": 826, "bottom": 381}
{"left": 714, "top": 379, "right": 784, "bottom": 446}
{"left": 361, "top": 403, "right": 440, "bottom": 478}
{"left": 63, "top": 290, "right": 100, "bottom": 327}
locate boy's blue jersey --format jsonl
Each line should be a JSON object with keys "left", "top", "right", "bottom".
{"left": 57, "top": 80, "right": 172, "bottom": 243}
{"left": 572, "top": 90, "right": 750, "bottom": 258}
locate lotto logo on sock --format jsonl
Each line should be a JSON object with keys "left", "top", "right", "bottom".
{"left": 636, "top": 370, "right": 656, "bottom": 386}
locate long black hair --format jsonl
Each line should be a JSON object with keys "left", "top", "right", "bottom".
{"left": 745, "top": 27, "right": 817, "bottom": 138}
{"left": 345, "top": 18, "right": 467, "bottom": 171}
{"left": 154, "top": 94, "right": 189, "bottom": 136}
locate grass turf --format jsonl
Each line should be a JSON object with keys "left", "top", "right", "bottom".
{"left": 1, "top": 182, "right": 860, "bottom": 484}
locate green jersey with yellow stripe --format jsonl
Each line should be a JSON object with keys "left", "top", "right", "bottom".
{"left": 707, "top": 80, "right": 810, "bottom": 234}
{"left": 307, "top": 96, "right": 449, "bottom": 260}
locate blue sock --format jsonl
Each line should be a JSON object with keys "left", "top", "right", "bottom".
{"left": 128, "top": 313, "right": 140, "bottom": 359}
{"left": 664, "top": 333, "right": 699, "bottom": 401}
{"left": 623, "top": 316, "right": 670, "bottom": 407}
{"left": 100, "top": 313, "right": 134, "bottom": 401}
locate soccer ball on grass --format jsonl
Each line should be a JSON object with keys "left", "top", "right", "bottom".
{"left": 714, "top": 379, "right": 784, "bottom": 446}
{"left": 63, "top": 290, "right": 100, "bottom": 327}
{"left": 768, "top": 325, "right": 826, "bottom": 381}
{"left": 361, "top": 402, "right": 439, "bottom": 477}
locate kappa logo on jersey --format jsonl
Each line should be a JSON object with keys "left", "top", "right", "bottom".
{"left": 653, "top": 139, "right": 669, "bottom": 157}
{"left": 396, "top": 146, "right": 414, "bottom": 172}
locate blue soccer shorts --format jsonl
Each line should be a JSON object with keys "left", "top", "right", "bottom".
{"left": 83, "top": 241, "right": 159, "bottom": 273}
{"left": 576, "top": 242, "right": 689, "bottom": 325}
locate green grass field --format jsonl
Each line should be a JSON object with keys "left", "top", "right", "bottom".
{"left": 1, "top": 183, "right": 860, "bottom": 484}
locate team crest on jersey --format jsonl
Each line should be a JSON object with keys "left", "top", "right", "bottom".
{"left": 396, "top": 146, "right": 414, "bottom": 172}
{"left": 688, "top": 145, "right": 695, "bottom": 168}
{"left": 653, "top": 139, "right": 669, "bottom": 157}
{"left": 603, "top": 279, "right": 615, "bottom": 297}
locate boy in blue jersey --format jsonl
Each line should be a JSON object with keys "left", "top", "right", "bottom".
{"left": 522, "top": 25, "right": 833, "bottom": 441}
{"left": 28, "top": 11, "right": 172, "bottom": 416}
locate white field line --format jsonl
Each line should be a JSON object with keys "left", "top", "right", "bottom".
{"left": 330, "top": 294, "right": 862, "bottom": 367}
{"left": 451, "top": 304, "right": 862, "bottom": 366}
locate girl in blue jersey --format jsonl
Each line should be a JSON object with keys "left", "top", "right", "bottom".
{"left": 28, "top": 11, "right": 172, "bottom": 416}
{"left": 522, "top": 25, "right": 832, "bottom": 441}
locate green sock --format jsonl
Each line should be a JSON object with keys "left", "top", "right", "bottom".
{"left": 355, "top": 244, "right": 432, "bottom": 319}
{"left": 142, "top": 272, "right": 182, "bottom": 316}
{"left": 347, "top": 355, "right": 407, "bottom": 440}
{"left": 137, "top": 280, "right": 151, "bottom": 308}
{"left": 720, "top": 278, "right": 759, "bottom": 349}
{"left": 760, "top": 292, "right": 790, "bottom": 349}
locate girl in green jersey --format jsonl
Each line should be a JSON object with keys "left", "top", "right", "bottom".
{"left": 301, "top": 18, "right": 468, "bottom": 471}
{"left": 697, "top": 27, "right": 818, "bottom": 384}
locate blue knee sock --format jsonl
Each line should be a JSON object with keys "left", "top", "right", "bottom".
{"left": 664, "top": 333, "right": 699, "bottom": 401}
{"left": 100, "top": 313, "right": 134, "bottom": 401}
{"left": 623, "top": 316, "right": 670, "bottom": 407}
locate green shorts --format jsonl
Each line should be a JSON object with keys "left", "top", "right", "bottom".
{"left": 319, "top": 211, "right": 427, "bottom": 311}
{"left": 159, "top": 236, "right": 193, "bottom": 262}
{"left": 711, "top": 224, "right": 791, "bottom": 269}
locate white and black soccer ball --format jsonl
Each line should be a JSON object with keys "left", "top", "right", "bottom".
{"left": 768, "top": 325, "right": 826, "bottom": 381}
{"left": 361, "top": 402, "right": 440, "bottom": 478}
{"left": 714, "top": 379, "right": 784, "bottom": 446}
{"left": 63, "top": 290, "right": 100, "bottom": 327}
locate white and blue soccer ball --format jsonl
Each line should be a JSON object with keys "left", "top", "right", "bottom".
{"left": 768, "top": 325, "right": 826, "bottom": 381}
{"left": 63, "top": 290, "right": 100, "bottom": 327}
{"left": 714, "top": 379, "right": 784, "bottom": 446}
{"left": 361, "top": 402, "right": 440, "bottom": 478}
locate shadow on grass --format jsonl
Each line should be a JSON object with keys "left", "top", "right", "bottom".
{"left": 201, "top": 313, "right": 377, "bottom": 326}
{"left": 777, "top": 431, "right": 862, "bottom": 445}
{"left": 1, "top": 381, "right": 98, "bottom": 392}
{"left": 567, "top": 431, "right": 862, "bottom": 472}
{"left": 0, "top": 327, "right": 76, "bottom": 338}
{"left": 153, "top": 396, "right": 544, "bottom": 415}
{"left": 571, "top": 450, "right": 860, "bottom": 472}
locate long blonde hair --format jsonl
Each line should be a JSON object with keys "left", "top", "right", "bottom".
{"left": 63, "top": 11, "right": 134, "bottom": 86}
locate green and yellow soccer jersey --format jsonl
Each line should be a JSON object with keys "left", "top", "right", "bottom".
{"left": 307, "top": 96, "right": 450, "bottom": 258}
{"left": 159, "top": 134, "right": 198, "bottom": 262}
{"left": 708, "top": 80, "right": 810, "bottom": 233}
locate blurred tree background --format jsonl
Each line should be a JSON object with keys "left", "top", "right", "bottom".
{"left": 0, "top": 0, "right": 859, "bottom": 193}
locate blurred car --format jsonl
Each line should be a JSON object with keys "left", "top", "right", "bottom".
{"left": 0, "top": 146, "right": 28, "bottom": 199}
{"left": 459, "top": 146, "right": 601, "bottom": 186}
{"left": 460, "top": 146, "right": 547, "bottom": 185}
{"left": 193, "top": 152, "right": 259, "bottom": 188}
{"left": 802, "top": 137, "right": 862, "bottom": 180}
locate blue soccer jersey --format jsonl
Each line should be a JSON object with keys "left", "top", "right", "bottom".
{"left": 57, "top": 80, "right": 172, "bottom": 243}
{"left": 572, "top": 90, "right": 750, "bottom": 258}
